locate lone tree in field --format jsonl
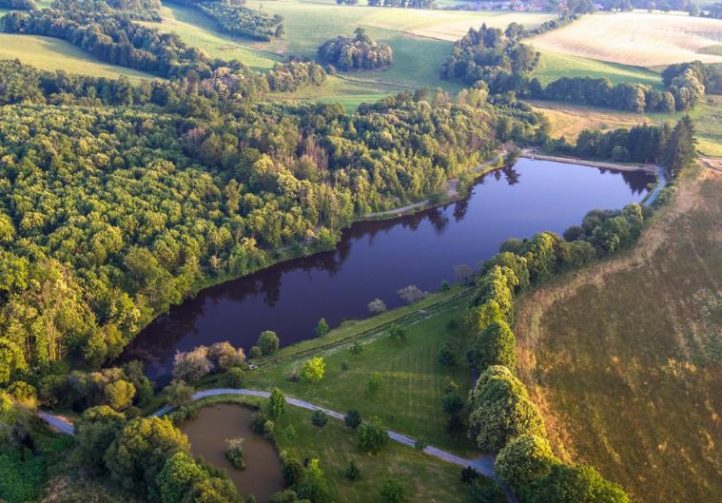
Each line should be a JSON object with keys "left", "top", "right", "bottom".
{"left": 316, "top": 318, "right": 330, "bottom": 337}
{"left": 357, "top": 417, "right": 389, "bottom": 453}
{"left": 317, "top": 27, "right": 393, "bottom": 71}
{"left": 266, "top": 387, "right": 286, "bottom": 419}
{"left": 301, "top": 357, "right": 326, "bottom": 383}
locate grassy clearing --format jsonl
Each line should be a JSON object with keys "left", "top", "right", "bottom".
{"left": 185, "top": 396, "right": 479, "bottom": 502}
{"left": 140, "top": 4, "right": 282, "bottom": 71}
{"left": 150, "top": 0, "right": 549, "bottom": 104}
{"left": 531, "top": 50, "right": 662, "bottom": 87}
{"left": 0, "top": 34, "right": 155, "bottom": 82}
{"left": 514, "top": 170, "right": 722, "bottom": 502}
{"left": 529, "top": 96, "right": 722, "bottom": 157}
{"left": 235, "top": 287, "right": 478, "bottom": 453}
{"left": 529, "top": 12, "right": 722, "bottom": 67}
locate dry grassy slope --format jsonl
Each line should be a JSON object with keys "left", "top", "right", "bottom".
{"left": 529, "top": 12, "right": 722, "bottom": 66}
{"left": 514, "top": 169, "right": 722, "bottom": 502}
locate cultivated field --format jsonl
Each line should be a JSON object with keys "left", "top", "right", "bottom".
{"left": 530, "top": 11, "right": 722, "bottom": 66}
{"left": 0, "top": 34, "right": 154, "bottom": 82}
{"left": 514, "top": 169, "right": 722, "bottom": 502}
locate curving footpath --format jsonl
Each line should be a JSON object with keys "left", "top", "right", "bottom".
{"left": 39, "top": 388, "right": 497, "bottom": 479}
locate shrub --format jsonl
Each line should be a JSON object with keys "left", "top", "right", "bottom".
{"left": 301, "top": 357, "right": 325, "bottom": 383}
{"left": 357, "top": 417, "right": 389, "bottom": 453}
{"left": 162, "top": 379, "right": 194, "bottom": 408}
{"left": 467, "top": 366, "right": 545, "bottom": 452}
{"left": 266, "top": 388, "right": 286, "bottom": 418}
{"left": 379, "top": 477, "right": 407, "bottom": 503}
{"left": 249, "top": 346, "right": 263, "bottom": 359}
{"left": 280, "top": 452, "right": 304, "bottom": 486}
{"left": 225, "top": 437, "right": 246, "bottom": 469}
{"left": 296, "top": 458, "right": 331, "bottom": 503}
{"left": 104, "top": 379, "right": 136, "bottom": 411}
{"left": 257, "top": 331, "right": 280, "bottom": 356}
{"left": 367, "top": 372, "right": 382, "bottom": 395}
{"left": 225, "top": 367, "right": 245, "bottom": 388}
{"left": 496, "top": 434, "right": 559, "bottom": 491}
{"left": 466, "top": 319, "right": 516, "bottom": 370}
{"left": 344, "top": 458, "right": 361, "bottom": 481}
{"left": 344, "top": 409, "right": 362, "bottom": 429}
{"left": 368, "top": 298, "right": 387, "bottom": 314}
{"left": 105, "top": 417, "right": 191, "bottom": 498}
{"left": 438, "top": 342, "right": 457, "bottom": 367}
{"left": 397, "top": 284, "right": 429, "bottom": 303}
{"left": 172, "top": 346, "right": 213, "bottom": 383}
{"left": 311, "top": 410, "right": 328, "bottom": 429}
{"left": 208, "top": 341, "right": 245, "bottom": 370}
{"left": 315, "top": 318, "right": 329, "bottom": 337}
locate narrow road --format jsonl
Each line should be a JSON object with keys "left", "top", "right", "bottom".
{"left": 39, "top": 387, "right": 496, "bottom": 478}
{"left": 643, "top": 165, "right": 667, "bottom": 206}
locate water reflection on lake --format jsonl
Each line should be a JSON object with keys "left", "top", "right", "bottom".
{"left": 122, "top": 159, "right": 654, "bottom": 380}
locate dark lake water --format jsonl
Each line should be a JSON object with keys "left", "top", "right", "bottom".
{"left": 122, "top": 159, "right": 654, "bottom": 380}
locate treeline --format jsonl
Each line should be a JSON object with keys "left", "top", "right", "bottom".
{"left": 461, "top": 208, "right": 659, "bottom": 501}
{"left": 441, "top": 24, "right": 540, "bottom": 91}
{"left": 442, "top": 21, "right": 719, "bottom": 113}
{"left": 0, "top": 59, "right": 325, "bottom": 107}
{"left": 194, "top": 0, "right": 284, "bottom": 41}
{"left": 0, "top": 60, "right": 546, "bottom": 381}
{"left": 536, "top": 77, "right": 676, "bottom": 112}
{"left": 0, "top": 0, "right": 36, "bottom": 10}
{"left": 2, "top": 6, "right": 215, "bottom": 78}
{"left": 317, "top": 28, "right": 393, "bottom": 71}
{"left": 549, "top": 118, "right": 697, "bottom": 177}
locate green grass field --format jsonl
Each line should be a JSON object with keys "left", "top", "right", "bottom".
{"left": 0, "top": 34, "right": 155, "bottom": 82}
{"left": 229, "top": 287, "right": 478, "bottom": 454}
{"left": 514, "top": 170, "right": 722, "bottom": 502}
{"left": 531, "top": 50, "right": 662, "bottom": 87}
{"left": 186, "top": 396, "right": 482, "bottom": 503}
{"left": 144, "top": 0, "right": 551, "bottom": 105}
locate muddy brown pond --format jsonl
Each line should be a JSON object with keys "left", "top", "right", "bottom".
{"left": 180, "top": 404, "right": 284, "bottom": 502}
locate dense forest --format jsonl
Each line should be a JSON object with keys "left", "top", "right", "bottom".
{"left": 317, "top": 28, "right": 393, "bottom": 71}
{"left": 0, "top": 0, "right": 36, "bottom": 10}
{"left": 0, "top": 57, "right": 544, "bottom": 382}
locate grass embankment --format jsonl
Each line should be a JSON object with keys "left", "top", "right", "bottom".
{"left": 183, "top": 396, "right": 479, "bottom": 502}
{"left": 514, "top": 169, "right": 722, "bottom": 502}
{"left": 0, "top": 34, "right": 155, "bottom": 83}
{"left": 216, "top": 286, "right": 480, "bottom": 453}
{"left": 529, "top": 11, "right": 722, "bottom": 66}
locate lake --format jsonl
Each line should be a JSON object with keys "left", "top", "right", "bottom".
{"left": 121, "top": 159, "right": 654, "bottom": 380}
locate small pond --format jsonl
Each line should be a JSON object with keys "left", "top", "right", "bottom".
{"left": 180, "top": 404, "right": 285, "bottom": 502}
